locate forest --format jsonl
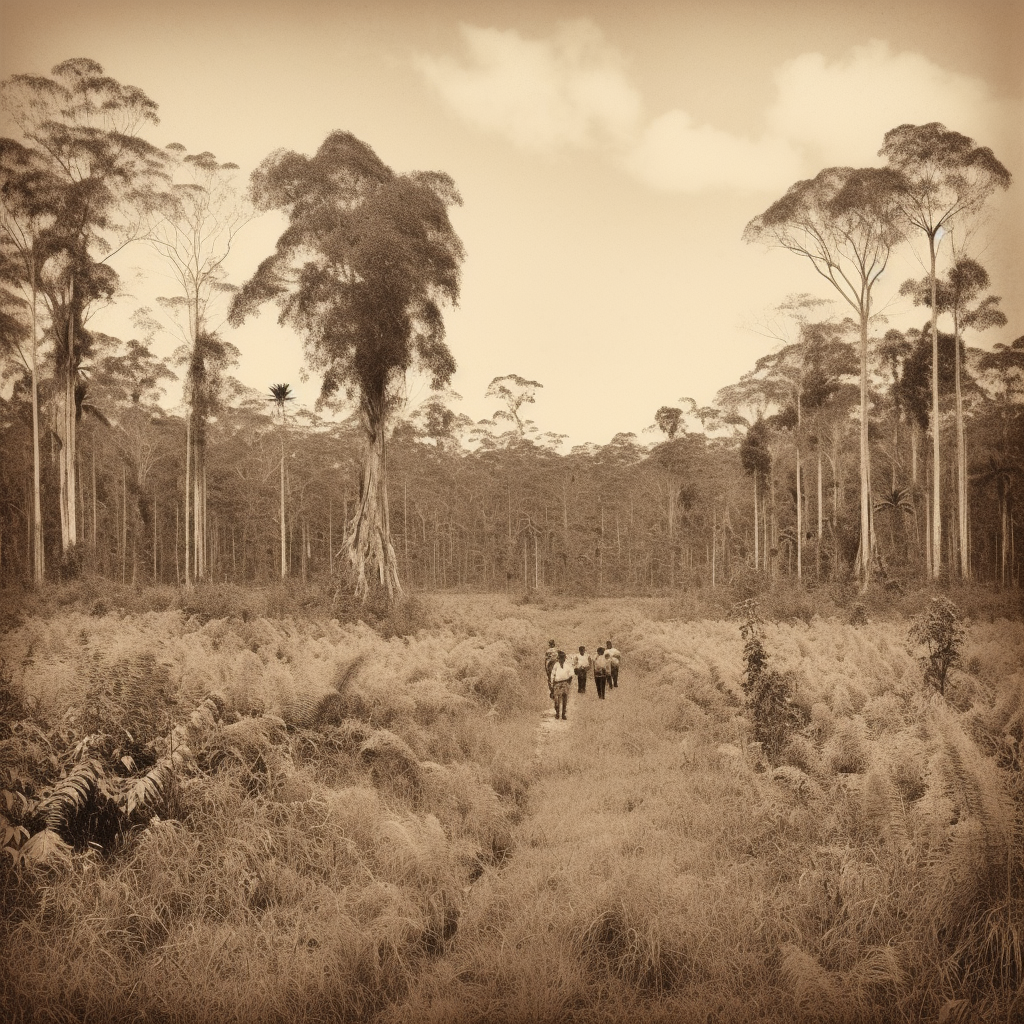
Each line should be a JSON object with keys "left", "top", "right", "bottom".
{"left": 0, "top": 60, "right": 1020, "bottom": 602}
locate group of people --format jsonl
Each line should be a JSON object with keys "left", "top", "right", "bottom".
{"left": 544, "top": 639, "right": 621, "bottom": 721}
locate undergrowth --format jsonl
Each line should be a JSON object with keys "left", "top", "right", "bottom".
{"left": 1, "top": 591, "right": 1021, "bottom": 1023}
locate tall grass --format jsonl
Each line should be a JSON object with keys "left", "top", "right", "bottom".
{"left": 1, "top": 591, "right": 1020, "bottom": 1022}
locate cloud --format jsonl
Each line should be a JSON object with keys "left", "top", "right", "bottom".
{"left": 766, "top": 40, "right": 1014, "bottom": 167}
{"left": 414, "top": 21, "right": 642, "bottom": 150}
{"left": 622, "top": 111, "right": 803, "bottom": 193}
{"left": 418, "top": 24, "right": 1017, "bottom": 193}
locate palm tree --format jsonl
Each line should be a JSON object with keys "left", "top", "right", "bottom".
{"left": 268, "top": 384, "right": 294, "bottom": 578}
{"left": 873, "top": 486, "right": 915, "bottom": 564}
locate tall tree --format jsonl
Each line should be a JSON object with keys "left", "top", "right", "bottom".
{"left": 268, "top": 383, "right": 294, "bottom": 578}
{"left": 900, "top": 256, "right": 1007, "bottom": 578}
{"left": 229, "top": 131, "right": 464, "bottom": 601}
{"left": 142, "top": 145, "right": 251, "bottom": 584}
{"left": 0, "top": 139, "right": 57, "bottom": 583}
{"left": 743, "top": 168, "right": 903, "bottom": 584}
{"left": 0, "top": 58, "right": 167, "bottom": 562}
{"left": 880, "top": 122, "right": 1011, "bottom": 578}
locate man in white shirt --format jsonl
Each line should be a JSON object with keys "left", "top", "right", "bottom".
{"left": 573, "top": 645, "right": 591, "bottom": 693}
{"left": 544, "top": 640, "right": 558, "bottom": 700}
{"left": 549, "top": 649, "right": 574, "bottom": 720}
{"left": 605, "top": 640, "right": 621, "bottom": 688}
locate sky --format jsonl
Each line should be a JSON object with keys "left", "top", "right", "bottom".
{"left": 2, "top": 0, "right": 1022, "bottom": 447}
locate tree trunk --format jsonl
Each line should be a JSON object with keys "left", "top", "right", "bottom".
{"left": 929, "top": 234, "right": 941, "bottom": 578}
{"left": 280, "top": 426, "right": 287, "bottom": 578}
{"left": 816, "top": 451, "right": 823, "bottom": 578}
{"left": 953, "top": 314, "right": 969, "bottom": 580}
{"left": 753, "top": 472, "right": 759, "bottom": 571}
{"left": 711, "top": 508, "right": 717, "bottom": 587}
{"left": 858, "top": 309, "right": 871, "bottom": 585}
{"left": 57, "top": 286, "right": 79, "bottom": 556}
{"left": 348, "top": 408, "right": 402, "bottom": 601}
{"left": 29, "top": 265, "right": 43, "bottom": 584}
{"left": 184, "top": 415, "right": 192, "bottom": 587}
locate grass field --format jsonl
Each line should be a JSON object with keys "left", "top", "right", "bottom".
{"left": 1, "top": 589, "right": 1021, "bottom": 1022}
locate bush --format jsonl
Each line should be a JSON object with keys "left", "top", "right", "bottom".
{"left": 908, "top": 597, "right": 966, "bottom": 696}
{"left": 737, "top": 600, "right": 802, "bottom": 765}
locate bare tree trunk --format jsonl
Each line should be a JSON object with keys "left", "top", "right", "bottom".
{"left": 121, "top": 463, "right": 127, "bottom": 584}
{"left": 924, "top": 467, "right": 932, "bottom": 579}
{"left": 858, "top": 310, "right": 871, "bottom": 586}
{"left": 929, "top": 235, "right": 941, "bottom": 578}
{"left": 712, "top": 507, "right": 717, "bottom": 588}
{"left": 348, "top": 409, "right": 402, "bottom": 601}
{"left": 796, "top": 444, "right": 802, "bottom": 582}
{"left": 816, "top": 451, "right": 822, "bottom": 578}
{"left": 753, "top": 472, "right": 759, "bottom": 571}
{"left": 953, "top": 314, "right": 969, "bottom": 579}
{"left": 184, "top": 416, "right": 192, "bottom": 587}
{"left": 280, "top": 426, "right": 287, "bottom": 578}
{"left": 29, "top": 266, "right": 43, "bottom": 584}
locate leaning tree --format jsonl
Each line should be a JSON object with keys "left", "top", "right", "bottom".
{"left": 880, "top": 122, "right": 1011, "bottom": 579}
{"left": 229, "top": 131, "right": 464, "bottom": 601}
{"left": 743, "top": 166, "right": 905, "bottom": 584}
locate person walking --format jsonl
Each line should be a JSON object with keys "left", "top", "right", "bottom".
{"left": 606, "top": 640, "right": 621, "bottom": 688}
{"left": 573, "top": 645, "right": 591, "bottom": 693}
{"left": 550, "top": 649, "right": 574, "bottom": 720}
{"left": 544, "top": 640, "right": 558, "bottom": 701}
{"left": 593, "top": 646, "right": 610, "bottom": 700}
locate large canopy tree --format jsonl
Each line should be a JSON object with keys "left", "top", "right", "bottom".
{"left": 743, "top": 166, "right": 905, "bottom": 583}
{"left": 0, "top": 58, "right": 167, "bottom": 562}
{"left": 229, "top": 131, "right": 464, "bottom": 601}
{"left": 880, "top": 122, "right": 1011, "bottom": 578}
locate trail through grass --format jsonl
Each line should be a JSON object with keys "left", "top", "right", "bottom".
{"left": 2, "top": 593, "right": 1021, "bottom": 1023}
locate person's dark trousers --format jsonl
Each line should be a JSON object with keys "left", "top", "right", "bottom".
{"left": 576, "top": 670, "right": 587, "bottom": 693}
{"left": 595, "top": 674, "right": 607, "bottom": 699}
{"left": 555, "top": 691, "right": 568, "bottom": 719}
{"left": 611, "top": 665, "right": 619, "bottom": 687}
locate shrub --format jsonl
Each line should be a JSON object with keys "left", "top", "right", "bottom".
{"left": 736, "top": 600, "right": 802, "bottom": 765}
{"left": 908, "top": 597, "right": 966, "bottom": 696}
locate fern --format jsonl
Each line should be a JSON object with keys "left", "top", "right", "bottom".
{"left": 120, "top": 743, "right": 193, "bottom": 817}
{"left": 38, "top": 758, "right": 106, "bottom": 832}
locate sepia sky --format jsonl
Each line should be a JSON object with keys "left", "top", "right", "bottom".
{"left": 2, "top": 0, "right": 1022, "bottom": 447}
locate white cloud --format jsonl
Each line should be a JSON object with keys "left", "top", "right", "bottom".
{"left": 414, "top": 21, "right": 642, "bottom": 150}
{"left": 418, "top": 24, "right": 1017, "bottom": 193}
{"left": 622, "top": 110, "right": 803, "bottom": 193}
{"left": 766, "top": 40, "right": 1013, "bottom": 167}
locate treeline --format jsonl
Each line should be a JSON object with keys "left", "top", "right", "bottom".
{"left": 0, "top": 348, "right": 1020, "bottom": 592}
{"left": 0, "top": 60, "right": 1021, "bottom": 596}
